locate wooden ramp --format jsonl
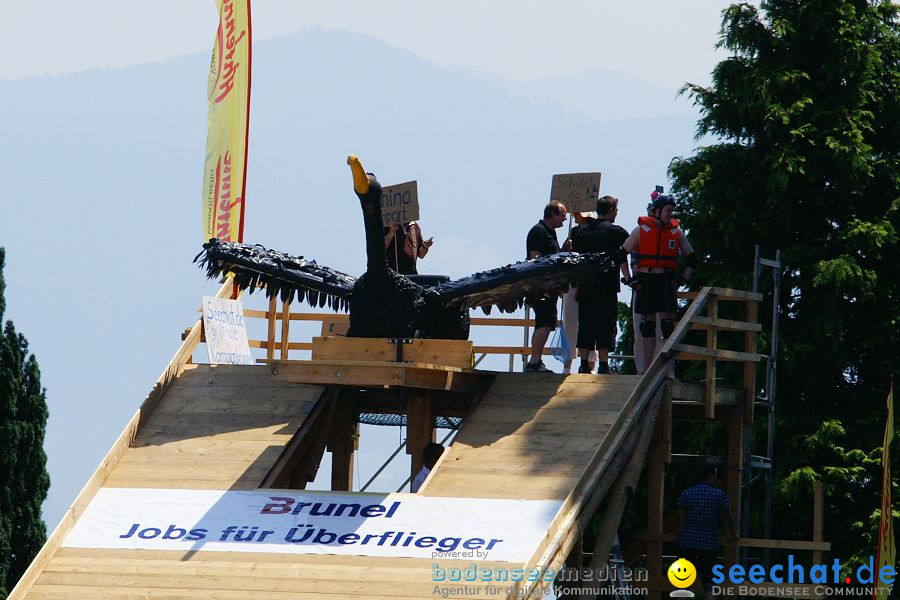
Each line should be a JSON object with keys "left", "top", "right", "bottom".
{"left": 11, "top": 364, "right": 655, "bottom": 600}
{"left": 423, "top": 373, "right": 643, "bottom": 501}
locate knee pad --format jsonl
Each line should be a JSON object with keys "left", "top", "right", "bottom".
{"left": 639, "top": 320, "right": 657, "bottom": 338}
{"left": 660, "top": 318, "right": 675, "bottom": 339}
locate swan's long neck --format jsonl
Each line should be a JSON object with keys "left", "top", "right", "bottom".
{"left": 348, "top": 155, "right": 390, "bottom": 277}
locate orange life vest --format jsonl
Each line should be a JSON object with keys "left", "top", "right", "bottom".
{"left": 637, "top": 216, "right": 681, "bottom": 269}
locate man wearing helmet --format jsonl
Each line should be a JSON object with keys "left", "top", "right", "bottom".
{"left": 620, "top": 193, "right": 697, "bottom": 372}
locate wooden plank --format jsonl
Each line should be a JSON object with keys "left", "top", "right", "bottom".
{"left": 311, "top": 337, "right": 474, "bottom": 370}
{"left": 672, "top": 343, "right": 762, "bottom": 363}
{"left": 471, "top": 405, "right": 631, "bottom": 425}
{"left": 668, "top": 381, "right": 742, "bottom": 405}
{"left": 271, "top": 360, "right": 491, "bottom": 393}
{"left": 458, "top": 418, "right": 616, "bottom": 440}
{"left": 31, "top": 572, "right": 512, "bottom": 598}
{"left": 680, "top": 287, "right": 763, "bottom": 301}
{"left": 688, "top": 315, "right": 762, "bottom": 332}
{"left": 452, "top": 430, "right": 613, "bottom": 452}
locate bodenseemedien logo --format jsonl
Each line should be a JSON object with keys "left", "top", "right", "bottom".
{"left": 667, "top": 558, "right": 696, "bottom": 597}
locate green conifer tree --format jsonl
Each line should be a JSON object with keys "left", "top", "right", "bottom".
{"left": 0, "top": 248, "right": 50, "bottom": 598}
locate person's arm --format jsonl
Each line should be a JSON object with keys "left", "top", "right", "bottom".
{"left": 620, "top": 230, "right": 640, "bottom": 282}
{"left": 385, "top": 223, "right": 399, "bottom": 250}
{"left": 415, "top": 224, "right": 433, "bottom": 258}
{"left": 679, "top": 230, "right": 696, "bottom": 282}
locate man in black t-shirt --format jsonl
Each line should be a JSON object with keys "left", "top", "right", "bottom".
{"left": 524, "top": 200, "right": 567, "bottom": 373}
{"left": 572, "top": 195, "right": 629, "bottom": 374}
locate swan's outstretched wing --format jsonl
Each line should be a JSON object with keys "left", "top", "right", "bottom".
{"left": 195, "top": 239, "right": 356, "bottom": 311}
{"left": 432, "top": 252, "right": 615, "bottom": 313}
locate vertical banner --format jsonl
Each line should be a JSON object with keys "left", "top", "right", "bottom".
{"left": 202, "top": 0, "right": 252, "bottom": 243}
{"left": 874, "top": 385, "right": 895, "bottom": 600}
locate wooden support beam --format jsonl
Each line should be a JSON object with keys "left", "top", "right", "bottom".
{"left": 646, "top": 533, "right": 831, "bottom": 551}
{"left": 266, "top": 295, "right": 277, "bottom": 361}
{"left": 260, "top": 387, "right": 337, "bottom": 489}
{"left": 645, "top": 400, "right": 667, "bottom": 600}
{"left": 405, "top": 393, "right": 434, "bottom": 482}
{"left": 279, "top": 297, "right": 291, "bottom": 360}
{"left": 679, "top": 287, "right": 763, "bottom": 302}
{"left": 812, "top": 480, "right": 824, "bottom": 565}
{"left": 588, "top": 392, "right": 661, "bottom": 573}
{"left": 672, "top": 343, "right": 763, "bottom": 363}
{"left": 726, "top": 407, "right": 744, "bottom": 568}
{"left": 669, "top": 381, "right": 743, "bottom": 405}
{"left": 705, "top": 296, "right": 719, "bottom": 419}
{"left": 327, "top": 391, "right": 357, "bottom": 491}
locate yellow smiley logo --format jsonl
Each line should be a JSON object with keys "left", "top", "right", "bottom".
{"left": 667, "top": 558, "right": 697, "bottom": 588}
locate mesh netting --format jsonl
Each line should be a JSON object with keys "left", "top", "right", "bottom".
{"left": 358, "top": 413, "right": 463, "bottom": 430}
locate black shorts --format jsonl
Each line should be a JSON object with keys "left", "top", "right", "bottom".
{"left": 526, "top": 296, "right": 557, "bottom": 330}
{"left": 635, "top": 271, "right": 677, "bottom": 315}
{"left": 576, "top": 289, "right": 618, "bottom": 350}
{"left": 676, "top": 547, "right": 718, "bottom": 592}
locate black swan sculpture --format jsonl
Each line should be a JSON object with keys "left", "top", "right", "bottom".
{"left": 196, "top": 155, "right": 615, "bottom": 340}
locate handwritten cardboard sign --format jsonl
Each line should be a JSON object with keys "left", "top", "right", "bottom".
{"left": 203, "top": 296, "right": 253, "bottom": 365}
{"left": 550, "top": 172, "right": 602, "bottom": 213}
{"left": 381, "top": 180, "right": 420, "bottom": 227}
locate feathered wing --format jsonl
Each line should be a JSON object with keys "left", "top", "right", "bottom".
{"left": 431, "top": 252, "right": 616, "bottom": 313}
{"left": 195, "top": 239, "right": 357, "bottom": 311}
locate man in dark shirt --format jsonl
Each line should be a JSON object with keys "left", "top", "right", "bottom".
{"left": 675, "top": 465, "right": 738, "bottom": 599}
{"left": 524, "top": 200, "right": 567, "bottom": 372}
{"left": 572, "top": 195, "right": 629, "bottom": 374}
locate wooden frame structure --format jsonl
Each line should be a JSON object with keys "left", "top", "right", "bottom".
{"left": 12, "top": 281, "right": 829, "bottom": 600}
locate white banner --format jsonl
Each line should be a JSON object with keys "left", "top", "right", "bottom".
{"left": 203, "top": 296, "right": 252, "bottom": 365}
{"left": 62, "top": 489, "right": 562, "bottom": 562}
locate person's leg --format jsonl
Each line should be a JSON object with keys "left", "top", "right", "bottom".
{"left": 632, "top": 289, "right": 645, "bottom": 373}
{"left": 576, "top": 288, "right": 598, "bottom": 373}
{"left": 638, "top": 311, "right": 658, "bottom": 370}
{"left": 529, "top": 326, "right": 551, "bottom": 365}
{"left": 595, "top": 292, "right": 617, "bottom": 374}
{"left": 527, "top": 297, "right": 557, "bottom": 371}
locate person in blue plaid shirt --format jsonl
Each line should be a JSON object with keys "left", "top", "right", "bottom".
{"left": 675, "top": 465, "right": 738, "bottom": 599}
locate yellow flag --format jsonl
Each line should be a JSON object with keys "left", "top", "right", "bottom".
{"left": 874, "top": 385, "right": 895, "bottom": 599}
{"left": 202, "top": 0, "right": 251, "bottom": 243}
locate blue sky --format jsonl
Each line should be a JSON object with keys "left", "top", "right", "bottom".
{"left": 1, "top": 1, "right": 750, "bottom": 530}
